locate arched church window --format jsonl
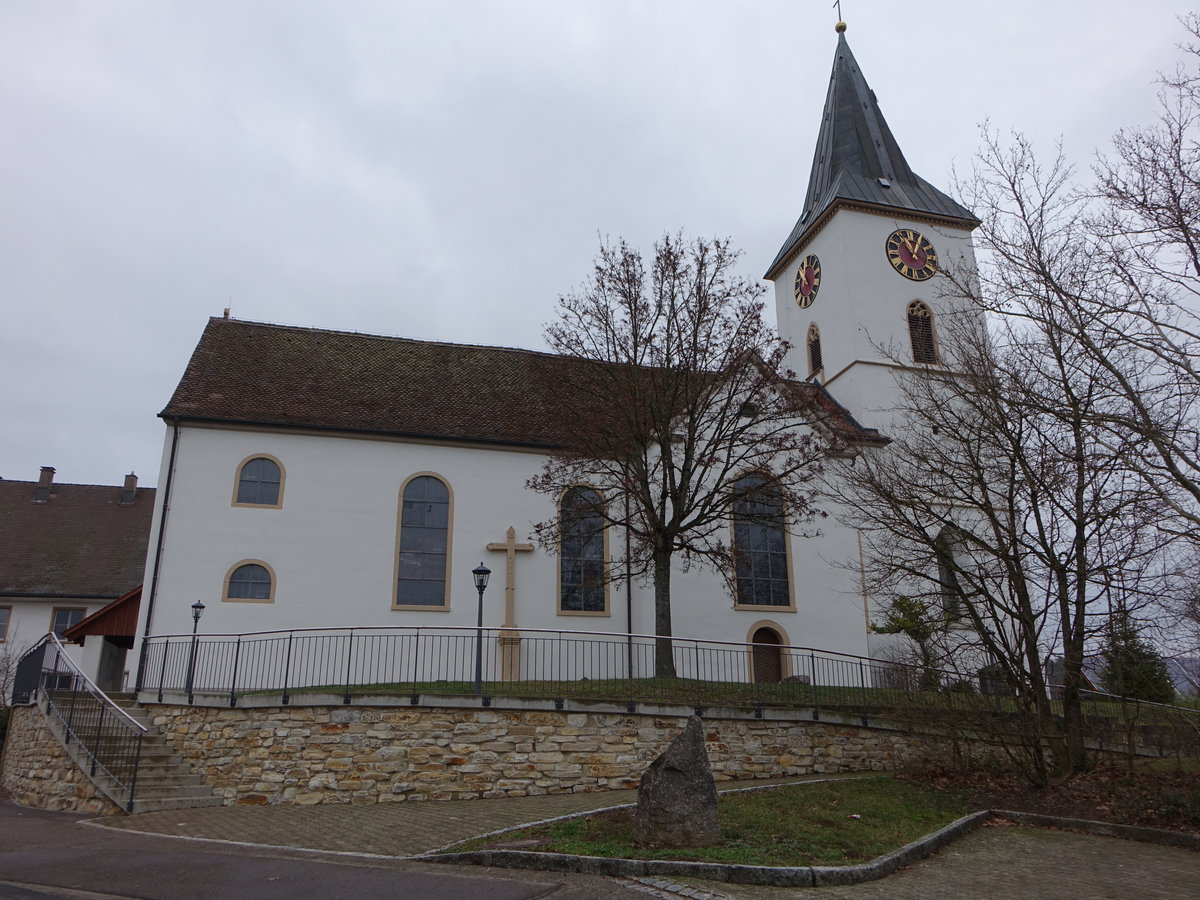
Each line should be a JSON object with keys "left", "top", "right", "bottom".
{"left": 731, "top": 473, "right": 792, "bottom": 608}
{"left": 224, "top": 561, "right": 275, "bottom": 602}
{"left": 234, "top": 456, "right": 283, "bottom": 507}
{"left": 807, "top": 322, "right": 823, "bottom": 376}
{"left": 559, "top": 487, "right": 607, "bottom": 614}
{"left": 907, "top": 300, "right": 939, "bottom": 365}
{"left": 395, "top": 474, "right": 451, "bottom": 608}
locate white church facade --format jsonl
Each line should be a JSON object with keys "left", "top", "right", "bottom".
{"left": 131, "top": 24, "right": 980, "bottom": 685}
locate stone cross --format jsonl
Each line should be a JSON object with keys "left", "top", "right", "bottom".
{"left": 486, "top": 526, "right": 535, "bottom": 629}
{"left": 487, "top": 526, "right": 534, "bottom": 681}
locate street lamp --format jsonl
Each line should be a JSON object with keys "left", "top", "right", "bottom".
{"left": 186, "top": 601, "right": 205, "bottom": 704}
{"left": 472, "top": 563, "right": 491, "bottom": 696}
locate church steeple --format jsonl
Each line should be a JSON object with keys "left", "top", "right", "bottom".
{"left": 766, "top": 23, "right": 977, "bottom": 279}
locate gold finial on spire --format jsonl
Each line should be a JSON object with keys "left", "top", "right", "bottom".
{"left": 835, "top": 20, "right": 847, "bottom": 33}
{"left": 833, "top": 0, "right": 846, "bottom": 32}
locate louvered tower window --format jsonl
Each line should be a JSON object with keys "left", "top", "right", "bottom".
{"left": 907, "top": 300, "right": 939, "bottom": 364}
{"left": 807, "top": 322, "right": 823, "bottom": 376}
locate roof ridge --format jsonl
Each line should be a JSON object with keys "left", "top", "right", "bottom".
{"left": 0, "top": 479, "right": 154, "bottom": 491}
{"left": 210, "top": 316, "right": 561, "bottom": 361}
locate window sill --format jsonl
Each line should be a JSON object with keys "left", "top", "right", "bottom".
{"left": 557, "top": 608, "right": 611, "bottom": 617}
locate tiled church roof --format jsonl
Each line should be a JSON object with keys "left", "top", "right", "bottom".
{"left": 0, "top": 478, "right": 155, "bottom": 598}
{"left": 162, "top": 318, "right": 884, "bottom": 449}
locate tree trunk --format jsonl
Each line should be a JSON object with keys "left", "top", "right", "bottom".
{"left": 653, "top": 546, "right": 677, "bottom": 678}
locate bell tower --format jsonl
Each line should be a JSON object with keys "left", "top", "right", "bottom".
{"left": 766, "top": 22, "right": 980, "bottom": 425}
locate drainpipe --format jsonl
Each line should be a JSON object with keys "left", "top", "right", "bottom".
{"left": 141, "top": 418, "right": 181, "bottom": 641}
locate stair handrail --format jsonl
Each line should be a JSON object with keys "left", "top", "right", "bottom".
{"left": 24, "top": 633, "right": 148, "bottom": 813}
{"left": 35, "top": 632, "right": 147, "bottom": 732}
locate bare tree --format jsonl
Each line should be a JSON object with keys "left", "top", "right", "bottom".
{"left": 829, "top": 299, "right": 1172, "bottom": 785}
{"left": 957, "top": 16, "right": 1200, "bottom": 542}
{"left": 529, "top": 234, "right": 830, "bottom": 676}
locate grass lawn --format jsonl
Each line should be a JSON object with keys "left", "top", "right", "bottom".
{"left": 445, "top": 776, "right": 972, "bottom": 867}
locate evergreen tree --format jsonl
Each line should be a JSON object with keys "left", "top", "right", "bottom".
{"left": 1101, "top": 611, "right": 1175, "bottom": 705}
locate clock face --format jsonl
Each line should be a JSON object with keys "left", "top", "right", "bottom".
{"left": 793, "top": 254, "right": 822, "bottom": 307}
{"left": 886, "top": 229, "right": 938, "bottom": 281}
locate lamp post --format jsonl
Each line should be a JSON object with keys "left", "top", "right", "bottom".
{"left": 185, "top": 601, "right": 205, "bottom": 704}
{"left": 472, "top": 563, "right": 491, "bottom": 696}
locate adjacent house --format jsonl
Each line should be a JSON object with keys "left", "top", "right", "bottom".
{"left": 0, "top": 467, "right": 154, "bottom": 694}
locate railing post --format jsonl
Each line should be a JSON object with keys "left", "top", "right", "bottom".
{"left": 858, "top": 659, "right": 869, "bottom": 726}
{"left": 126, "top": 731, "right": 143, "bottom": 813}
{"left": 91, "top": 704, "right": 106, "bottom": 776}
{"left": 133, "top": 639, "right": 149, "bottom": 694}
{"left": 342, "top": 630, "right": 355, "bottom": 705}
{"left": 157, "top": 638, "right": 169, "bottom": 704}
{"left": 281, "top": 633, "right": 293, "bottom": 705}
{"left": 409, "top": 630, "right": 421, "bottom": 705}
{"left": 751, "top": 644, "right": 763, "bottom": 718}
{"left": 811, "top": 652, "right": 821, "bottom": 721}
{"left": 627, "top": 635, "right": 637, "bottom": 713}
{"left": 229, "top": 636, "right": 242, "bottom": 708}
{"left": 693, "top": 641, "right": 703, "bottom": 716}
{"left": 65, "top": 678, "right": 79, "bottom": 745}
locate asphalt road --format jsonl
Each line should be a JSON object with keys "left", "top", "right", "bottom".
{"left": 0, "top": 803, "right": 644, "bottom": 900}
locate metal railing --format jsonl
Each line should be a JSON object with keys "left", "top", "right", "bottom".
{"left": 135, "top": 624, "right": 1200, "bottom": 758}
{"left": 12, "top": 634, "right": 146, "bottom": 813}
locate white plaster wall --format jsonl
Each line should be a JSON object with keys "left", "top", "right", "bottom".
{"left": 772, "top": 208, "right": 980, "bottom": 430}
{"left": 0, "top": 597, "right": 103, "bottom": 676}
{"left": 133, "top": 422, "right": 877, "bottom": 683}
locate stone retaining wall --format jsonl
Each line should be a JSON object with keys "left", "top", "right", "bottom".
{"left": 0, "top": 705, "right": 119, "bottom": 815}
{"left": 147, "top": 701, "right": 932, "bottom": 806}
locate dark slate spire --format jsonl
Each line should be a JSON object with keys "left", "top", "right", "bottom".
{"left": 766, "top": 24, "right": 977, "bottom": 278}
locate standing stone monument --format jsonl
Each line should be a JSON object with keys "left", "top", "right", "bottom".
{"left": 632, "top": 715, "right": 721, "bottom": 847}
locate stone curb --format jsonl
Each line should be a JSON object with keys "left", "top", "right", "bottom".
{"left": 992, "top": 809, "right": 1200, "bottom": 852}
{"left": 429, "top": 810, "right": 993, "bottom": 887}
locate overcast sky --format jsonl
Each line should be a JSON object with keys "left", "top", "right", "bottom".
{"left": 0, "top": 0, "right": 1188, "bottom": 488}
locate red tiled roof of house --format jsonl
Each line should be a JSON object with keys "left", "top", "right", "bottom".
{"left": 162, "top": 318, "right": 884, "bottom": 448}
{"left": 0, "top": 479, "right": 155, "bottom": 598}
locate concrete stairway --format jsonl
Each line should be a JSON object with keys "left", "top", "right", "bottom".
{"left": 103, "top": 693, "right": 224, "bottom": 814}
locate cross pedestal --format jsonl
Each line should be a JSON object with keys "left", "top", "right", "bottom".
{"left": 487, "top": 525, "right": 534, "bottom": 680}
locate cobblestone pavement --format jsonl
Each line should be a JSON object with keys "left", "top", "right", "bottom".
{"left": 92, "top": 774, "right": 832, "bottom": 857}
{"left": 677, "top": 825, "right": 1200, "bottom": 900}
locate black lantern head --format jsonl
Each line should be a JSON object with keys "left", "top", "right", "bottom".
{"left": 472, "top": 563, "right": 491, "bottom": 592}
{"left": 191, "top": 601, "right": 206, "bottom": 623}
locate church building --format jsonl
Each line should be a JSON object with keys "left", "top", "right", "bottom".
{"left": 132, "top": 24, "right": 980, "bottom": 682}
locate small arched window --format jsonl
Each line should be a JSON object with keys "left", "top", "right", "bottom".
{"left": 224, "top": 562, "right": 274, "bottom": 602}
{"left": 235, "top": 456, "right": 283, "bottom": 506}
{"left": 806, "top": 322, "right": 823, "bottom": 376}
{"left": 907, "top": 300, "right": 939, "bottom": 365}
{"left": 396, "top": 475, "right": 451, "bottom": 608}
{"left": 731, "top": 473, "right": 791, "bottom": 608}
{"left": 559, "top": 487, "right": 606, "bottom": 614}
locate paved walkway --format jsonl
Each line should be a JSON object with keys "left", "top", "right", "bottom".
{"left": 88, "top": 777, "right": 1200, "bottom": 899}
{"left": 678, "top": 825, "right": 1200, "bottom": 899}
{"left": 92, "top": 774, "right": 831, "bottom": 857}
